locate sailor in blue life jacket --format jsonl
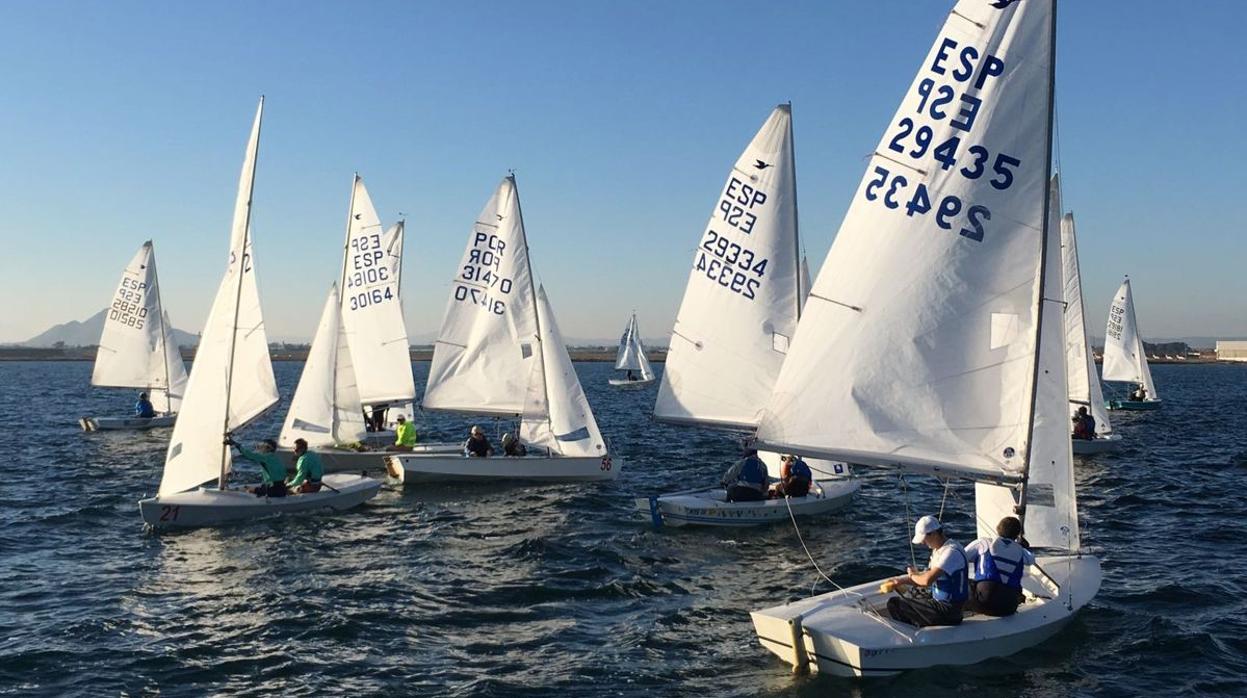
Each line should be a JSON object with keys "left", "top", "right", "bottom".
{"left": 769, "top": 454, "right": 812, "bottom": 498}
{"left": 135, "top": 392, "right": 156, "bottom": 419}
{"left": 963, "top": 515, "right": 1036, "bottom": 617}
{"left": 882, "top": 515, "right": 969, "bottom": 627}
{"left": 720, "top": 441, "right": 768, "bottom": 503}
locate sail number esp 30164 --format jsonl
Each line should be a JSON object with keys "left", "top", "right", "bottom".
{"left": 864, "top": 36, "right": 1021, "bottom": 243}
{"left": 345, "top": 232, "right": 397, "bottom": 311}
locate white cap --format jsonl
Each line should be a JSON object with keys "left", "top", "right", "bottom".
{"left": 912, "top": 515, "right": 942, "bottom": 545}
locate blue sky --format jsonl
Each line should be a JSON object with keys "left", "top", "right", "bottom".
{"left": 2, "top": 0, "right": 1244, "bottom": 344}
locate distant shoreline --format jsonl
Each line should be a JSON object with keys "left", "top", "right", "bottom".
{"left": 0, "top": 348, "right": 669, "bottom": 363}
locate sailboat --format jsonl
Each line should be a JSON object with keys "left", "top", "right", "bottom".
{"left": 1103, "top": 277, "right": 1162, "bottom": 410}
{"left": 609, "top": 313, "right": 656, "bottom": 387}
{"left": 749, "top": 0, "right": 1100, "bottom": 676}
{"left": 138, "top": 98, "right": 380, "bottom": 528}
{"left": 386, "top": 176, "right": 617, "bottom": 483}
{"left": 638, "top": 104, "right": 858, "bottom": 527}
{"left": 1060, "top": 201, "right": 1122, "bottom": 453}
{"left": 80, "top": 241, "right": 189, "bottom": 431}
{"left": 274, "top": 178, "right": 454, "bottom": 474}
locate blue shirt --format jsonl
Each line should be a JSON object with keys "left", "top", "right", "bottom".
{"left": 135, "top": 399, "right": 156, "bottom": 418}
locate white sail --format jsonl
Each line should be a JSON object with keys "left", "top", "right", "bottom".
{"left": 423, "top": 176, "right": 538, "bottom": 416}
{"left": 520, "top": 285, "right": 607, "bottom": 457}
{"left": 977, "top": 169, "right": 1079, "bottom": 552}
{"left": 279, "top": 286, "right": 368, "bottom": 448}
{"left": 757, "top": 1, "right": 1054, "bottom": 483}
{"left": 91, "top": 241, "right": 189, "bottom": 413}
{"left": 1061, "top": 210, "right": 1111, "bottom": 434}
{"left": 1102, "top": 278, "right": 1158, "bottom": 398}
{"left": 340, "top": 176, "right": 415, "bottom": 406}
{"left": 161, "top": 98, "right": 278, "bottom": 496}
{"left": 614, "top": 314, "right": 655, "bottom": 380}
{"left": 655, "top": 104, "right": 802, "bottom": 429}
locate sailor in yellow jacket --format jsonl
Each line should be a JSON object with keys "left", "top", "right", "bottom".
{"left": 388, "top": 414, "right": 417, "bottom": 452}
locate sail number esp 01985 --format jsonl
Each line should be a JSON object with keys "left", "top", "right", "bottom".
{"left": 864, "top": 36, "right": 1022, "bottom": 243}
{"left": 694, "top": 176, "right": 770, "bottom": 301}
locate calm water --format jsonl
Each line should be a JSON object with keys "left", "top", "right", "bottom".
{"left": 2, "top": 361, "right": 1246, "bottom": 696}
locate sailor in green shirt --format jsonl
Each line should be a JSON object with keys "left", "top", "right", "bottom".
{"left": 287, "top": 438, "right": 324, "bottom": 494}
{"left": 388, "top": 414, "right": 417, "bottom": 452}
{"left": 227, "top": 437, "right": 288, "bottom": 498}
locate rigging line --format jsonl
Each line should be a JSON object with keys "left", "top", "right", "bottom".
{"left": 900, "top": 474, "right": 918, "bottom": 571}
{"left": 937, "top": 478, "right": 951, "bottom": 521}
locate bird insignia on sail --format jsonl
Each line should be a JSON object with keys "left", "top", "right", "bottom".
{"left": 753, "top": 159, "right": 772, "bottom": 170}
{"left": 354, "top": 213, "right": 362, "bottom": 220}
{"left": 990, "top": 0, "right": 1019, "bottom": 8}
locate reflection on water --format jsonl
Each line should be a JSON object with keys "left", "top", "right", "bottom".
{"left": 0, "top": 361, "right": 1246, "bottom": 695}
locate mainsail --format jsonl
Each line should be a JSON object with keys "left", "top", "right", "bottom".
{"left": 1102, "top": 277, "right": 1158, "bottom": 399}
{"left": 757, "top": 0, "right": 1056, "bottom": 484}
{"left": 614, "top": 313, "right": 655, "bottom": 381}
{"left": 654, "top": 104, "right": 802, "bottom": 429}
{"left": 340, "top": 176, "right": 416, "bottom": 406}
{"left": 91, "top": 241, "right": 188, "bottom": 414}
{"left": 423, "top": 176, "right": 539, "bottom": 416}
{"left": 1061, "top": 207, "right": 1111, "bottom": 434}
{"left": 279, "top": 285, "right": 368, "bottom": 447}
{"left": 160, "top": 98, "right": 278, "bottom": 496}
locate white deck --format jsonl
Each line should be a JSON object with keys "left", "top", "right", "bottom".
{"left": 138, "top": 473, "right": 382, "bottom": 529}
{"left": 608, "top": 377, "right": 655, "bottom": 388}
{"left": 274, "top": 441, "right": 463, "bottom": 475}
{"left": 80, "top": 414, "right": 176, "bottom": 432}
{"left": 386, "top": 452, "right": 620, "bottom": 484}
{"left": 751, "top": 554, "right": 1101, "bottom": 677}
{"left": 1071, "top": 434, "right": 1123, "bottom": 455}
{"left": 636, "top": 478, "right": 860, "bottom": 527}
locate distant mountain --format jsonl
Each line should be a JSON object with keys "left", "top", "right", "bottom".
{"left": 23, "top": 309, "right": 199, "bottom": 348}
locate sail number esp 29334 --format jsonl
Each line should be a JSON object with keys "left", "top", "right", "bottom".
{"left": 694, "top": 177, "right": 770, "bottom": 301}
{"left": 863, "top": 37, "right": 1020, "bottom": 243}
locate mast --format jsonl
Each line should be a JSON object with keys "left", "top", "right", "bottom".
{"left": 331, "top": 174, "right": 360, "bottom": 434}
{"left": 785, "top": 101, "right": 802, "bottom": 321}
{"left": 394, "top": 219, "right": 405, "bottom": 295}
{"left": 1017, "top": 1, "right": 1058, "bottom": 520}
{"left": 220, "top": 95, "right": 263, "bottom": 490}
{"left": 150, "top": 243, "right": 172, "bottom": 411}
{"left": 510, "top": 173, "right": 550, "bottom": 429}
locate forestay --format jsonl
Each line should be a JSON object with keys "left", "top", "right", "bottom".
{"left": 423, "top": 176, "right": 538, "bottom": 416}
{"left": 520, "top": 285, "right": 607, "bottom": 457}
{"left": 91, "top": 241, "right": 189, "bottom": 414}
{"left": 756, "top": 1, "right": 1054, "bottom": 483}
{"left": 279, "top": 285, "right": 368, "bottom": 448}
{"left": 614, "top": 313, "right": 655, "bottom": 381}
{"left": 655, "top": 104, "right": 802, "bottom": 429}
{"left": 1061, "top": 206, "right": 1111, "bottom": 434}
{"left": 340, "top": 176, "right": 415, "bottom": 406}
{"left": 1102, "top": 277, "right": 1158, "bottom": 398}
{"left": 161, "top": 98, "right": 278, "bottom": 496}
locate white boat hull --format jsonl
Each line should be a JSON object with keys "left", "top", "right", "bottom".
{"left": 1071, "top": 433, "right": 1124, "bottom": 455}
{"left": 80, "top": 414, "right": 176, "bottom": 432}
{"left": 386, "top": 452, "right": 620, "bottom": 484}
{"left": 609, "top": 377, "right": 656, "bottom": 388}
{"left": 138, "top": 473, "right": 381, "bottom": 528}
{"left": 275, "top": 442, "right": 463, "bottom": 476}
{"left": 751, "top": 554, "right": 1101, "bottom": 678}
{"left": 636, "top": 478, "right": 860, "bottom": 528}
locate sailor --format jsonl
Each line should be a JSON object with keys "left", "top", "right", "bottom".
{"left": 1071, "top": 406, "right": 1095, "bottom": 440}
{"left": 626, "top": 370, "right": 635, "bottom": 381}
{"left": 227, "top": 437, "right": 287, "bottom": 498}
{"left": 386, "top": 414, "right": 416, "bottom": 452}
{"left": 883, "top": 515, "right": 968, "bottom": 627}
{"left": 963, "top": 516, "right": 1036, "bottom": 617}
{"left": 502, "top": 432, "right": 527, "bottom": 457}
{"left": 769, "top": 454, "right": 812, "bottom": 498}
{"left": 720, "top": 441, "right": 768, "bottom": 502}
{"left": 135, "top": 392, "right": 156, "bottom": 419}
{"left": 465, "top": 425, "right": 494, "bottom": 458}
{"left": 287, "top": 438, "right": 324, "bottom": 494}
{"left": 367, "top": 403, "right": 390, "bottom": 432}
{"left": 1131, "top": 384, "right": 1148, "bottom": 401}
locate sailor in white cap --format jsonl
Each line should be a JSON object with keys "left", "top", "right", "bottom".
{"left": 880, "top": 514, "right": 969, "bottom": 627}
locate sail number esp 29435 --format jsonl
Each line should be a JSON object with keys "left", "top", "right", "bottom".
{"left": 863, "top": 36, "right": 1021, "bottom": 243}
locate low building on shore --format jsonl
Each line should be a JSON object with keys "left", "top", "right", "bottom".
{"left": 1216, "top": 340, "right": 1247, "bottom": 362}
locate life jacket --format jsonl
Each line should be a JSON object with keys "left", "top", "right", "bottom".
{"left": 930, "top": 543, "right": 969, "bottom": 604}
{"left": 974, "top": 538, "right": 1027, "bottom": 589}
{"left": 736, "top": 456, "right": 767, "bottom": 488}
{"left": 789, "top": 458, "right": 813, "bottom": 481}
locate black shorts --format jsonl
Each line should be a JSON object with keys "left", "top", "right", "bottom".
{"left": 255, "top": 481, "right": 287, "bottom": 498}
